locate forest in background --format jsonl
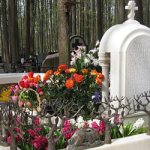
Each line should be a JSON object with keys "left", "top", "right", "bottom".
{"left": 0, "top": 0, "right": 149, "bottom": 65}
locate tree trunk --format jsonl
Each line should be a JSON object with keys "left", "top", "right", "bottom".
{"left": 30, "top": 0, "right": 36, "bottom": 55}
{"left": 25, "top": 0, "right": 30, "bottom": 58}
{"left": 57, "top": 0, "right": 69, "bottom": 65}
{"left": 48, "top": 139, "right": 56, "bottom": 150}
{"left": 146, "top": 0, "right": 150, "bottom": 27}
{"left": 47, "top": 119, "right": 58, "bottom": 150}
{"left": 118, "top": 0, "right": 125, "bottom": 23}
{"left": 72, "top": 0, "right": 76, "bottom": 35}
{"left": 134, "top": 0, "right": 143, "bottom": 24}
{"left": 8, "top": 0, "right": 19, "bottom": 64}
{"left": 10, "top": 130, "right": 17, "bottom": 150}
{"left": 97, "top": 0, "right": 103, "bottom": 40}
{"left": 40, "top": 0, "right": 44, "bottom": 53}
{"left": 1, "top": 0, "right": 9, "bottom": 63}
{"left": 147, "top": 115, "right": 150, "bottom": 135}
{"left": 104, "top": 121, "right": 111, "bottom": 144}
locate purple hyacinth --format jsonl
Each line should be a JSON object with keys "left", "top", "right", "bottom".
{"left": 91, "top": 91, "right": 101, "bottom": 103}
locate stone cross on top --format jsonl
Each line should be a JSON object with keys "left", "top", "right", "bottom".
{"left": 125, "top": 0, "right": 138, "bottom": 20}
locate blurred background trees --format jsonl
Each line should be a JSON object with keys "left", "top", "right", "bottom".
{"left": 0, "top": 0, "right": 149, "bottom": 65}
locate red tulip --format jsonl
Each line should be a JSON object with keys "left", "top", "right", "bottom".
{"left": 28, "top": 72, "right": 34, "bottom": 78}
{"left": 19, "top": 81, "right": 24, "bottom": 88}
{"left": 24, "top": 81, "right": 29, "bottom": 88}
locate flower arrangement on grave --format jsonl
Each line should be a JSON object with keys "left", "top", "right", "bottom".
{"left": 43, "top": 63, "right": 104, "bottom": 116}
{"left": 70, "top": 41, "right": 101, "bottom": 72}
{"left": 5, "top": 115, "right": 106, "bottom": 150}
{"left": 10, "top": 72, "right": 45, "bottom": 110}
{"left": 0, "top": 83, "right": 148, "bottom": 150}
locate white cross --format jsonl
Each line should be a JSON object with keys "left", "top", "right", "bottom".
{"left": 125, "top": 0, "right": 138, "bottom": 20}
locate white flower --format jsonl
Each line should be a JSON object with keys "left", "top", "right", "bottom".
{"left": 70, "top": 118, "right": 76, "bottom": 125}
{"left": 133, "top": 118, "right": 145, "bottom": 129}
{"left": 78, "top": 46, "right": 86, "bottom": 52}
{"left": 84, "top": 57, "right": 90, "bottom": 65}
{"left": 76, "top": 116, "right": 84, "bottom": 123}
{"left": 75, "top": 49, "right": 82, "bottom": 59}
{"left": 92, "top": 119, "right": 100, "bottom": 125}
{"left": 75, "top": 116, "right": 85, "bottom": 128}
{"left": 92, "top": 59, "right": 99, "bottom": 66}
{"left": 75, "top": 122, "right": 85, "bottom": 128}
{"left": 70, "top": 57, "right": 76, "bottom": 65}
{"left": 89, "top": 48, "right": 98, "bottom": 54}
{"left": 70, "top": 41, "right": 100, "bottom": 68}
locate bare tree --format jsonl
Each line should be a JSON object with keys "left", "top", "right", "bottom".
{"left": 0, "top": 103, "right": 27, "bottom": 150}
{"left": 98, "top": 97, "right": 133, "bottom": 144}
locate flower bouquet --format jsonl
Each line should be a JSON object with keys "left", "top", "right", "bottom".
{"left": 43, "top": 63, "right": 104, "bottom": 116}
{"left": 10, "top": 72, "right": 45, "bottom": 111}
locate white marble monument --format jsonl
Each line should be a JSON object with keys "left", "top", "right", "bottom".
{"left": 99, "top": 1, "right": 150, "bottom": 99}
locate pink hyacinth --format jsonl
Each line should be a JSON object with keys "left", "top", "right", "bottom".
{"left": 33, "top": 116, "right": 40, "bottom": 126}
{"left": 7, "top": 136, "right": 11, "bottom": 144}
{"left": 32, "top": 136, "right": 47, "bottom": 149}
{"left": 91, "top": 121, "right": 100, "bottom": 132}
{"left": 35, "top": 127, "right": 42, "bottom": 133}
{"left": 114, "top": 114, "right": 122, "bottom": 124}
{"left": 91, "top": 120, "right": 106, "bottom": 134}
{"left": 27, "top": 129, "right": 37, "bottom": 137}
{"left": 62, "top": 119, "right": 75, "bottom": 139}
{"left": 99, "top": 120, "right": 106, "bottom": 134}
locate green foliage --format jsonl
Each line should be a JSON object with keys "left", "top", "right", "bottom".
{"left": 18, "top": 141, "right": 35, "bottom": 150}
{"left": 111, "top": 123, "right": 147, "bottom": 139}
{"left": 111, "top": 125, "right": 123, "bottom": 139}
{"left": 54, "top": 130, "right": 66, "bottom": 149}
{"left": 121, "top": 123, "right": 147, "bottom": 137}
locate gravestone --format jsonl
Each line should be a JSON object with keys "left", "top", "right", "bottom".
{"left": 99, "top": 1, "right": 150, "bottom": 99}
{"left": 41, "top": 53, "right": 59, "bottom": 72}
{"left": 41, "top": 36, "right": 87, "bottom": 73}
{"left": 70, "top": 35, "right": 87, "bottom": 51}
